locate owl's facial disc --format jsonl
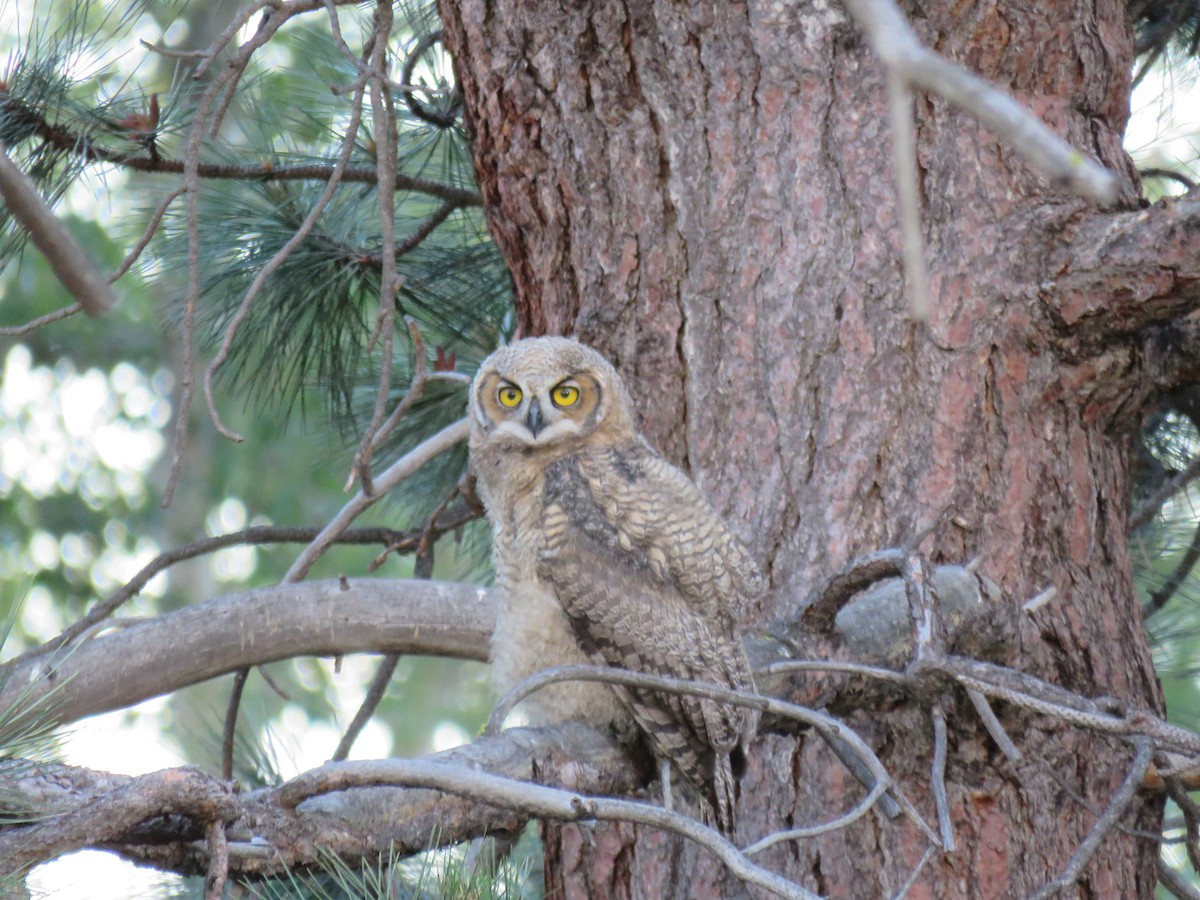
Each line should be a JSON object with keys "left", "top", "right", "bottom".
{"left": 480, "top": 372, "right": 598, "bottom": 447}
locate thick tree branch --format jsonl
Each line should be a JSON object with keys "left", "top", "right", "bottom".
{"left": 1044, "top": 197, "right": 1200, "bottom": 358}
{"left": 0, "top": 144, "right": 115, "bottom": 315}
{"left": 0, "top": 578, "right": 492, "bottom": 726}
{"left": 0, "top": 724, "right": 640, "bottom": 880}
{"left": 0, "top": 766, "right": 239, "bottom": 877}
{"left": 0, "top": 561, "right": 993, "bottom": 731}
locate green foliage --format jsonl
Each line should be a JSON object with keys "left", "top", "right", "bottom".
{"left": 240, "top": 831, "right": 541, "bottom": 900}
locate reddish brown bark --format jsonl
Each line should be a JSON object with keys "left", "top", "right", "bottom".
{"left": 441, "top": 0, "right": 1172, "bottom": 896}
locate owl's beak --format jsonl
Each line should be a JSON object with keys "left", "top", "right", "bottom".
{"left": 524, "top": 398, "right": 545, "bottom": 438}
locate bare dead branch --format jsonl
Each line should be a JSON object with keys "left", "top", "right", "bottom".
{"left": 485, "top": 662, "right": 941, "bottom": 849}
{"left": 278, "top": 758, "right": 817, "bottom": 900}
{"left": 884, "top": 74, "right": 930, "bottom": 321}
{"left": 842, "top": 0, "right": 1118, "bottom": 204}
{"left": 0, "top": 302, "right": 82, "bottom": 336}
{"left": 9, "top": 520, "right": 477, "bottom": 669}
{"left": 1028, "top": 738, "right": 1154, "bottom": 900}
{"left": 221, "top": 669, "right": 250, "bottom": 781}
{"left": 330, "top": 653, "right": 400, "bottom": 762}
{"left": 0, "top": 766, "right": 238, "bottom": 876}
{"left": 1159, "top": 856, "right": 1200, "bottom": 900}
{"left": 0, "top": 145, "right": 115, "bottom": 315}
{"left": 0, "top": 578, "right": 492, "bottom": 726}
{"left": 930, "top": 705, "right": 955, "bottom": 852}
{"left": 284, "top": 417, "right": 469, "bottom": 581}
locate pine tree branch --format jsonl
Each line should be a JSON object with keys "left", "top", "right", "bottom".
{"left": 842, "top": 0, "right": 1118, "bottom": 205}
{"left": 8, "top": 511, "right": 479, "bottom": 669}
{"left": 0, "top": 143, "right": 115, "bottom": 315}
{"left": 0, "top": 95, "right": 481, "bottom": 205}
{"left": 1043, "top": 196, "right": 1200, "bottom": 360}
{"left": 0, "top": 578, "right": 494, "bottom": 727}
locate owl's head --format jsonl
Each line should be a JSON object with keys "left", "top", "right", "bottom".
{"left": 469, "top": 337, "right": 636, "bottom": 450}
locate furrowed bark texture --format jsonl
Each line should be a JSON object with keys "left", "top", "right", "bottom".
{"left": 441, "top": 1, "right": 1163, "bottom": 896}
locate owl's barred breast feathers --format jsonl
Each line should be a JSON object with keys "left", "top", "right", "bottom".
{"left": 468, "top": 336, "right": 761, "bottom": 835}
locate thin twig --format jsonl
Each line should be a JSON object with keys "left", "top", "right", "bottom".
{"left": 1163, "top": 775, "right": 1200, "bottom": 874}
{"left": 885, "top": 73, "right": 931, "bottom": 321}
{"left": 965, "top": 687, "right": 1023, "bottom": 762}
{"left": 1131, "top": 452, "right": 1200, "bottom": 531}
{"left": 204, "top": 818, "right": 230, "bottom": 900}
{"left": 485, "top": 662, "right": 942, "bottom": 850}
{"left": 222, "top": 668, "right": 250, "bottom": 781}
{"left": 1159, "top": 856, "right": 1200, "bottom": 900}
{"left": 202, "top": 74, "right": 369, "bottom": 443}
{"left": 1145, "top": 516, "right": 1200, "bottom": 617}
{"left": 284, "top": 417, "right": 470, "bottom": 582}
{"left": 108, "top": 184, "right": 186, "bottom": 285}
{"left": 1028, "top": 738, "right": 1154, "bottom": 900}
{"left": 742, "top": 779, "right": 890, "bottom": 855}
{"left": 355, "top": 7, "right": 402, "bottom": 491}
{"left": 930, "top": 704, "right": 955, "bottom": 852}
{"left": 890, "top": 845, "right": 936, "bottom": 900}
{"left": 278, "top": 758, "right": 819, "bottom": 900}
{"left": 330, "top": 653, "right": 401, "bottom": 762}
{"left": 842, "top": 0, "right": 1118, "bottom": 204}
{"left": 0, "top": 302, "right": 83, "bottom": 336}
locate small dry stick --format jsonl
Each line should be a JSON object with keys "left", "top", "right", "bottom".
{"left": 221, "top": 668, "right": 250, "bottom": 781}
{"left": 965, "top": 687, "right": 1023, "bottom": 762}
{"left": 330, "top": 653, "right": 401, "bottom": 762}
{"left": 1159, "top": 856, "right": 1200, "bottom": 900}
{"left": 284, "top": 417, "right": 469, "bottom": 582}
{"left": 885, "top": 73, "right": 931, "bottom": 321}
{"left": 204, "top": 818, "right": 230, "bottom": 900}
{"left": 930, "top": 704, "right": 955, "bottom": 852}
{"left": 842, "top": 0, "right": 1118, "bottom": 205}
{"left": 108, "top": 184, "right": 186, "bottom": 285}
{"left": 1028, "top": 738, "right": 1154, "bottom": 900}
{"left": 0, "top": 303, "right": 82, "bottom": 336}
{"left": 278, "top": 757, "right": 818, "bottom": 900}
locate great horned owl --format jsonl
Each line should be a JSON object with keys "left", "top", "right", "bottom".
{"left": 468, "top": 336, "right": 761, "bottom": 834}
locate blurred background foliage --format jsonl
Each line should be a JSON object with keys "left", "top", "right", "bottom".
{"left": 3, "top": 0, "right": 1200, "bottom": 896}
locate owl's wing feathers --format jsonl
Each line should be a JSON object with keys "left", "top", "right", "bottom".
{"left": 538, "top": 452, "right": 758, "bottom": 833}
{"left": 578, "top": 442, "right": 764, "bottom": 618}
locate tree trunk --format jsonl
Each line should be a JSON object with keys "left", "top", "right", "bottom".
{"left": 440, "top": 1, "right": 1165, "bottom": 895}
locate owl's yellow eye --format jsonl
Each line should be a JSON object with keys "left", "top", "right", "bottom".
{"left": 551, "top": 384, "right": 580, "bottom": 408}
{"left": 497, "top": 385, "right": 523, "bottom": 408}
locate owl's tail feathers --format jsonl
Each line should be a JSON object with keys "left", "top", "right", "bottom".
{"left": 706, "top": 742, "right": 755, "bottom": 838}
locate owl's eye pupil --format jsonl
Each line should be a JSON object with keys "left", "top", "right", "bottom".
{"left": 552, "top": 384, "right": 580, "bottom": 408}
{"left": 497, "top": 386, "right": 523, "bottom": 408}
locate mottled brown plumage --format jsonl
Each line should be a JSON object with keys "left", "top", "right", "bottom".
{"left": 468, "top": 336, "right": 760, "bottom": 834}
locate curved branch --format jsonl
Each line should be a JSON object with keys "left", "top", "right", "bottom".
{"left": 0, "top": 578, "right": 493, "bottom": 726}
{"left": 842, "top": 0, "right": 1118, "bottom": 205}
{"left": 0, "top": 723, "right": 639, "bottom": 880}
{"left": 0, "top": 98, "right": 482, "bottom": 206}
